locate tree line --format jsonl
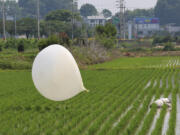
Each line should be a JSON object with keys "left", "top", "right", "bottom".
{"left": 0, "top": 0, "right": 180, "bottom": 39}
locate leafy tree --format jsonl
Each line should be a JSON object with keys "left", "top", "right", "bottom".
{"left": 163, "top": 42, "right": 175, "bottom": 51}
{"left": 42, "top": 9, "right": 82, "bottom": 38}
{"left": 96, "top": 23, "right": 117, "bottom": 38}
{"left": 40, "top": 21, "right": 71, "bottom": 36}
{"left": 45, "top": 10, "right": 72, "bottom": 22}
{"left": 102, "top": 9, "right": 112, "bottom": 18}
{"left": 18, "top": 0, "right": 72, "bottom": 18}
{"left": 17, "top": 40, "right": 25, "bottom": 52}
{"left": 17, "top": 18, "right": 37, "bottom": 38}
{"left": 96, "top": 23, "right": 117, "bottom": 49}
{"left": 80, "top": 4, "right": 97, "bottom": 17}
{"left": 124, "top": 8, "right": 154, "bottom": 22}
{"left": 0, "top": 20, "right": 15, "bottom": 36}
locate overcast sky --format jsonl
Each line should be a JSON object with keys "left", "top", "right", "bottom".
{"left": 78, "top": 0, "right": 157, "bottom": 14}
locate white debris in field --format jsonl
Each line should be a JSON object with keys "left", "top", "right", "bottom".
{"left": 151, "top": 98, "right": 172, "bottom": 110}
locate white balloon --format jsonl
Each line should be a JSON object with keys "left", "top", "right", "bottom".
{"left": 32, "top": 44, "right": 86, "bottom": 101}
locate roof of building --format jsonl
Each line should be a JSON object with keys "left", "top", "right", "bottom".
{"left": 87, "top": 15, "right": 106, "bottom": 20}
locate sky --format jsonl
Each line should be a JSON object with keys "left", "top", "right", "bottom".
{"left": 78, "top": 0, "right": 158, "bottom": 14}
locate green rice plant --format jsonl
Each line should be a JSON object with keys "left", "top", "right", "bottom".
{"left": 166, "top": 74, "right": 178, "bottom": 135}
{"left": 85, "top": 72, "right": 152, "bottom": 135}
{"left": 137, "top": 70, "right": 169, "bottom": 135}
{"left": 67, "top": 70, "right": 149, "bottom": 135}
{"left": 108, "top": 71, "right": 160, "bottom": 135}
{"left": 150, "top": 105, "right": 167, "bottom": 135}
{"left": 122, "top": 74, "right": 162, "bottom": 135}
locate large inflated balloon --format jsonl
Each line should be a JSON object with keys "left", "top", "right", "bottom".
{"left": 32, "top": 44, "right": 86, "bottom": 101}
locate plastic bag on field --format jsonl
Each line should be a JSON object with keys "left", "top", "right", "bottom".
{"left": 32, "top": 44, "right": 86, "bottom": 101}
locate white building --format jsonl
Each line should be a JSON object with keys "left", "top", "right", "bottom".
{"left": 86, "top": 15, "right": 107, "bottom": 27}
{"left": 165, "top": 24, "right": 180, "bottom": 33}
{"left": 134, "top": 18, "right": 160, "bottom": 38}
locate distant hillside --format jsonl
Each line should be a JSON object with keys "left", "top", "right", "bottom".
{"left": 155, "top": 0, "right": 180, "bottom": 25}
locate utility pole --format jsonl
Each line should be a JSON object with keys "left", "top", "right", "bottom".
{"left": 71, "top": 0, "right": 78, "bottom": 41}
{"left": 72, "top": 0, "right": 74, "bottom": 41}
{"left": 37, "top": 0, "right": 40, "bottom": 39}
{"left": 14, "top": 0, "right": 17, "bottom": 39}
{"left": 2, "top": 0, "right": 6, "bottom": 40}
{"left": 116, "top": 0, "right": 126, "bottom": 40}
{"left": 14, "top": 13, "right": 16, "bottom": 38}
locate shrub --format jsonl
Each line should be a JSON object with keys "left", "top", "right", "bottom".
{"left": 0, "top": 40, "right": 5, "bottom": 48}
{"left": 0, "top": 45, "right": 2, "bottom": 52}
{"left": 17, "top": 40, "right": 25, "bottom": 52}
{"left": 153, "top": 36, "right": 174, "bottom": 45}
{"left": 101, "top": 38, "right": 116, "bottom": 49}
{"left": 96, "top": 23, "right": 117, "bottom": 38}
{"left": 38, "top": 35, "right": 59, "bottom": 51}
{"left": 163, "top": 42, "right": 175, "bottom": 51}
{"left": 38, "top": 38, "right": 48, "bottom": 51}
{"left": 4, "top": 38, "right": 16, "bottom": 49}
{"left": 152, "top": 36, "right": 161, "bottom": 45}
{"left": 121, "top": 42, "right": 133, "bottom": 48}
{"left": 59, "top": 32, "right": 71, "bottom": 46}
{"left": 46, "top": 35, "right": 59, "bottom": 45}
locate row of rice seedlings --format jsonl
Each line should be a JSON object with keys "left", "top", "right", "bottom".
{"left": 60, "top": 70, "right": 141, "bottom": 133}
{"left": 108, "top": 86, "right": 153, "bottom": 135}
{"left": 149, "top": 69, "right": 175, "bottom": 135}
{"left": 121, "top": 69, "right": 164, "bottom": 135}
{"left": 151, "top": 105, "right": 168, "bottom": 135}
{"left": 177, "top": 69, "right": 180, "bottom": 135}
{"left": 0, "top": 71, "right": 129, "bottom": 134}
{"left": 38, "top": 71, "right": 135, "bottom": 134}
{"left": 107, "top": 69, "right": 161, "bottom": 135}
{"left": 58, "top": 70, "right": 134, "bottom": 130}
{"left": 66, "top": 70, "right": 130, "bottom": 110}
{"left": 166, "top": 69, "right": 179, "bottom": 135}
{"left": 136, "top": 69, "right": 169, "bottom": 135}
{"left": 71, "top": 70, "right": 136, "bottom": 112}
{"left": 67, "top": 70, "right": 149, "bottom": 135}
{"left": 0, "top": 72, "right": 58, "bottom": 133}
{"left": 46, "top": 70, "right": 134, "bottom": 133}
{"left": 83, "top": 70, "right": 155, "bottom": 135}
{"left": 12, "top": 71, "right": 135, "bottom": 133}
{"left": 176, "top": 94, "right": 180, "bottom": 135}
{"left": 161, "top": 70, "right": 177, "bottom": 135}
{"left": 95, "top": 70, "right": 156, "bottom": 135}
{"left": 0, "top": 71, "right": 118, "bottom": 133}
{"left": 162, "top": 107, "right": 171, "bottom": 135}
{"left": 148, "top": 70, "right": 172, "bottom": 135}
{"left": 150, "top": 72, "right": 173, "bottom": 135}
{"left": 134, "top": 95, "right": 156, "bottom": 135}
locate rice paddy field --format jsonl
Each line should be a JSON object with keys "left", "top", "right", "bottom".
{"left": 0, "top": 56, "right": 180, "bottom": 135}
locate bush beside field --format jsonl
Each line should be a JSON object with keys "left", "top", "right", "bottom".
{"left": 0, "top": 37, "right": 180, "bottom": 70}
